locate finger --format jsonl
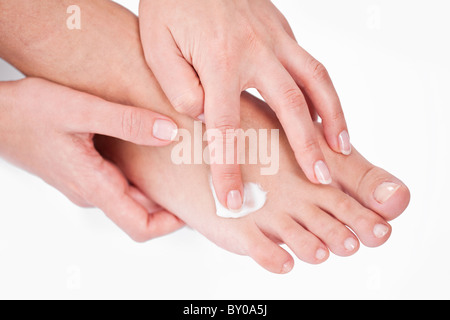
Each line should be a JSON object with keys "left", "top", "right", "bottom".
{"left": 277, "top": 37, "right": 351, "bottom": 155}
{"left": 203, "top": 74, "right": 244, "bottom": 211}
{"left": 128, "top": 185, "right": 171, "bottom": 215}
{"left": 142, "top": 26, "right": 204, "bottom": 119}
{"left": 90, "top": 159, "right": 184, "bottom": 241}
{"left": 255, "top": 56, "right": 332, "bottom": 185}
{"left": 71, "top": 96, "right": 179, "bottom": 146}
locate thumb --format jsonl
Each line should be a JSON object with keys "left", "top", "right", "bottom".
{"left": 91, "top": 159, "right": 184, "bottom": 242}
{"left": 142, "top": 27, "right": 204, "bottom": 119}
{"left": 72, "top": 96, "right": 179, "bottom": 146}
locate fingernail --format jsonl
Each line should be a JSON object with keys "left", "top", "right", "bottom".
{"left": 338, "top": 130, "right": 352, "bottom": 155}
{"left": 281, "top": 260, "right": 294, "bottom": 274}
{"left": 315, "top": 248, "right": 328, "bottom": 261}
{"left": 374, "top": 182, "right": 400, "bottom": 204}
{"left": 227, "top": 190, "right": 243, "bottom": 211}
{"left": 314, "top": 161, "right": 332, "bottom": 185}
{"left": 373, "top": 224, "right": 389, "bottom": 238}
{"left": 153, "top": 119, "right": 178, "bottom": 141}
{"left": 197, "top": 113, "right": 205, "bottom": 123}
{"left": 344, "top": 237, "right": 358, "bottom": 252}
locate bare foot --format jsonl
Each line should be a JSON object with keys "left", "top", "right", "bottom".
{"left": 96, "top": 93, "right": 410, "bottom": 274}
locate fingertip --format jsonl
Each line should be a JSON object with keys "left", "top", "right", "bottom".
{"left": 227, "top": 189, "right": 244, "bottom": 211}
{"left": 314, "top": 160, "right": 333, "bottom": 185}
{"left": 338, "top": 130, "right": 352, "bottom": 156}
{"left": 210, "top": 166, "right": 244, "bottom": 211}
{"left": 152, "top": 118, "right": 179, "bottom": 143}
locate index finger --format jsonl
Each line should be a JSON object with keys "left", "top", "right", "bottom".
{"left": 203, "top": 74, "right": 244, "bottom": 211}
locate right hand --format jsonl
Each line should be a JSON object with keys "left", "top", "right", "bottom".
{"left": 0, "top": 78, "right": 184, "bottom": 242}
{"left": 140, "top": 0, "right": 350, "bottom": 211}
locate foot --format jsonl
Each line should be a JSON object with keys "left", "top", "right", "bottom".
{"left": 97, "top": 92, "right": 410, "bottom": 274}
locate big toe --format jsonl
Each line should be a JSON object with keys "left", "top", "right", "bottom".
{"left": 322, "top": 143, "right": 410, "bottom": 221}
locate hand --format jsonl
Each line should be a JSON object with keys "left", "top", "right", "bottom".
{"left": 139, "top": 0, "right": 351, "bottom": 210}
{"left": 0, "top": 78, "right": 184, "bottom": 242}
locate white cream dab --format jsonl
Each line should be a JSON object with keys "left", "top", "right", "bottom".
{"left": 209, "top": 176, "right": 268, "bottom": 219}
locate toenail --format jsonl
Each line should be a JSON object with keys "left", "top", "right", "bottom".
{"left": 374, "top": 182, "right": 400, "bottom": 204}
{"left": 281, "top": 260, "right": 294, "bottom": 274}
{"left": 314, "top": 161, "right": 332, "bottom": 185}
{"left": 344, "top": 237, "right": 358, "bottom": 251}
{"left": 338, "top": 130, "right": 352, "bottom": 155}
{"left": 373, "top": 224, "right": 389, "bottom": 238}
{"left": 315, "top": 248, "right": 328, "bottom": 261}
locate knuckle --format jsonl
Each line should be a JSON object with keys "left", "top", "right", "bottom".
{"left": 300, "top": 138, "right": 320, "bottom": 154}
{"left": 278, "top": 223, "right": 298, "bottom": 243}
{"left": 213, "top": 115, "right": 240, "bottom": 135}
{"left": 324, "top": 225, "right": 344, "bottom": 242}
{"left": 121, "top": 108, "right": 143, "bottom": 142}
{"left": 171, "top": 89, "right": 204, "bottom": 116}
{"left": 335, "top": 195, "right": 354, "bottom": 213}
{"left": 329, "top": 109, "right": 345, "bottom": 123}
{"left": 353, "top": 214, "right": 372, "bottom": 231}
{"left": 279, "top": 87, "right": 307, "bottom": 114}
{"left": 218, "top": 170, "right": 241, "bottom": 183}
{"left": 242, "top": 24, "right": 264, "bottom": 53}
{"left": 307, "top": 57, "right": 329, "bottom": 82}
{"left": 245, "top": 240, "right": 270, "bottom": 263}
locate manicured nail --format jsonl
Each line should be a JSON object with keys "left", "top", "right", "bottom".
{"left": 373, "top": 224, "right": 389, "bottom": 238}
{"left": 314, "top": 161, "right": 332, "bottom": 185}
{"left": 374, "top": 182, "right": 400, "bottom": 204}
{"left": 315, "top": 248, "right": 328, "bottom": 261}
{"left": 281, "top": 260, "right": 294, "bottom": 274}
{"left": 153, "top": 119, "right": 178, "bottom": 141}
{"left": 344, "top": 237, "right": 358, "bottom": 252}
{"left": 227, "top": 190, "right": 243, "bottom": 211}
{"left": 197, "top": 113, "right": 205, "bottom": 123}
{"left": 338, "top": 130, "right": 352, "bottom": 155}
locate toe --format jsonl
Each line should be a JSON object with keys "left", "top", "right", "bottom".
{"left": 289, "top": 204, "right": 360, "bottom": 257}
{"left": 322, "top": 141, "right": 411, "bottom": 221}
{"left": 260, "top": 214, "right": 330, "bottom": 264}
{"left": 239, "top": 224, "right": 295, "bottom": 274}
{"left": 350, "top": 165, "right": 411, "bottom": 221}
{"left": 317, "top": 189, "right": 392, "bottom": 248}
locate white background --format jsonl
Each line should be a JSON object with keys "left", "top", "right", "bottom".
{"left": 0, "top": 0, "right": 449, "bottom": 299}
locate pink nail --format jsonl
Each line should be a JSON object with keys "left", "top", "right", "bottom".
{"left": 227, "top": 190, "right": 243, "bottom": 211}
{"left": 315, "top": 248, "right": 328, "bottom": 261}
{"left": 339, "top": 130, "right": 352, "bottom": 155}
{"left": 374, "top": 182, "right": 400, "bottom": 204}
{"left": 344, "top": 237, "right": 358, "bottom": 252}
{"left": 197, "top": 113, "right": 205, "bottom": 123}
{"left": 281, "top": 260, "right": 294, "bottom": 274}
{"left": 314, "top": 161, "right": 332, "bottom": 185}
{"left": 373, "top": 224, "right": 389, "bottom": 238}
{"left": 153, "top": 119, "right": 178, "bottom": 141}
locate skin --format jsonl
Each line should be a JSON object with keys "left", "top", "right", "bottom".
{"left": 0, "top": 0, "right": 185, "bottom": 239}
{"left": 0, "top": 0, "right": 410, "bottom": 272}
{"left": 96, "top": 93, "right": 410, "bottom": 273}
{"left": 139, "top": 0, "right": 350, "bottom": 210}
{"left": 0, "top": 78, "right": 184, "bottom": 240}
